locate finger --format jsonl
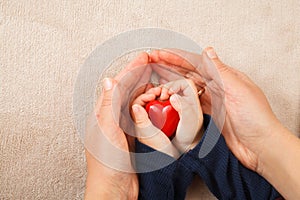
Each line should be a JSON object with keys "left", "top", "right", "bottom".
{"left": 159, "top": 78, "right": 168, "bottom": 85}
{"left": 113, "top": 53, "right": 152, "bottom": 124}
{"left": 140, "top": 93, "right": 156, "bottom": 103}
{"left": 115, "top": 52, "right": 149, "bottom": 81}
{"left": 132, "top": 93, "right": 156, "bottom": 106}
{"left": 144, "top": 83, "right": 154, "bottom": 91}
{"left": 159, "top": 79, "right": 198, "bottom": 103}
{"left": 149, "top": 50, "right": 170, "bottom": 66}
{"left": 203, "top": 47, "right": 252, "bottom": 85}
{"left": 159, "top": 49, "right": 195, "bottom": 71}
{"left": 130, "top": 86, "right": 162, "bottom": 120}
{"left": 149, "top": 49, "right": 190, "bottom": 74}
{"left": 160, "top": 85, "right": 171, "bottom": 100}
{"left": 185, "top": 71, "right": 207, "bottom": 88}
{"left": 199, "top": 90, "right": 212, "bottom": 115}
{"left": 92, "top": 78, "right": 132, "bottom": 151}
{"left": 164, "top": 79, "right": 197, "bottom": 97}
{"left": 169, "top": 94, "right": 182, "bottom": 113}
{"left": 133, "top": 87, "right": 162, "bottom": 106}
{"left": 95, "top": 78, "right": 122, "bottom": 134}
{"left": 204, "top": 47, "right": 227, "bottom": 72}
{"left": 150, "top": 49, "right": 200, "bottom": 72}
{"left": 138, "top": 62, "right": 153, "bottom": 86}
{"left": 151, "top": 63, "right": 183, "bottom": 82}
{"left": 152, "top": 61, "right": 205, "bottom": 90}
{"left": 129, "top": 83, "right": 154, "bottom": 106}
{"left": 195, "top": 47, "right": 227, "bottom": 132}
{"left": 151, "top": 49, "right": 207, "bottom": 92}
{"left": 114, "top": 53, "right": 151, "bottom": 103}
{"left": 152, "top": 62, "right": 192, "bottom": 80}
{"left": 127, "top": 52, "right": 149, "bottom": 68}
{"left": 131, "top": 104, "right": 179, "bottom": 158}
{"left": 132, "top": 104, "right": 152, "bottom": 128}
{"left": 144, "top": 86, "right": 162, "bottom": 96}
{"left": 169, "top": 93, "right": 202, "bottom": 123}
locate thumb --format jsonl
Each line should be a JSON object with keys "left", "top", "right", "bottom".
{"left": 198, "top": 47, "right": 229, "bottom": 84}
{"left": 131, "top": 104, "right": 162, "bottom": 139}
{"left": 201, "top": 47, "right": 227, "bottom": 132}
{"left": 170, "top": 93, "right": 201, "bottom": 131}
{"left": 170, "top": 94, "right": 202, "bottom": 152}
{"left": 131, "top": 104, "right": 151, "bottom": 128}
{"left": 96, "top": 78, "right": 115, "bottom": 111}
{"left": 169, "top": 94, "right": 201, "bottom": 121}
{"left": 95, "top": 78, "right": 120, "bottom": 125}
{"left": 204, "top": 47, "right": 227, "bottom": 72}
{"left": 132, "top": 104, "right": 179, "bottom": 157}
{"left": 169, "top": 94, "right": 185, "bottom": 115}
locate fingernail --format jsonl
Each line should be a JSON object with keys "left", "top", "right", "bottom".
{"left": 132, "top": 104, "right": 140, "bottom": 113}
{"left": 206, "top": 48, "right": 217, "bottom": 59}
{"left": 170, "top": 95, "right": 177, "bottom": 103}
{"left": 185, "top": 72, "right": 192, "bottom": 78}
{"left": 170, "top": 95, "right": 179, "bottom": 108}
{"left": 103, "top": 78, "right": 112, "bottom": 91}
{"left": 145, "top": 48, "right": 152, "bottom": 54}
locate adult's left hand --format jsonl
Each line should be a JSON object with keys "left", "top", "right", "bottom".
{"left": 85, "top": 52, "right": 152, "bottom": 200}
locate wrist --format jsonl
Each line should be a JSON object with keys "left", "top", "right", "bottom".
{"left": 173, "top": 126, "right": 204, "bottom": 153}
{"left": 85, "top": 150, "right": 138, "bottom": 199}
{"left": 256, "top": 120, "right": 289, "bottom": 175}
{"left": 257, "top": 122, "right": 300, "bottom": 199}
{"left": 85, "top": 171, "right": 138, "bottom": 200}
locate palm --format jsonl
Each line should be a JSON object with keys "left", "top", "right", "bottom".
{"left": 217, "top": 67, "right": 275, "bottom": 171}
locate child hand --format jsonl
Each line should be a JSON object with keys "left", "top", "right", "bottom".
{"left": 131, "top": 86, "right": 180, "bottom": 158}
{"left": 160, "top": 79, "right": 203, "bottom": 153}
{"left": 131, "top": 79, "right": 203, "bottom": 157}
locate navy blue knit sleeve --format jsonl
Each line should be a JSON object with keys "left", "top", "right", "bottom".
{"left": 135, "top": 115, "right": 282, "bottom": 200}
{"left": 180, "top": 114, "right": 281, "bottom": 200}
{"left": 135, "top": 139, "right": 177, "bottom": 200}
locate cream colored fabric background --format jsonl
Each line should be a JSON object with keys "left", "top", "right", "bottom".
{"left": 0, "top": 0, "right": 299, "bottom": 199}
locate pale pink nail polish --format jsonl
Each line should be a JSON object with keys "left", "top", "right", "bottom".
{"left": 103, "top": 78, "right": 112, "bottom": 91}
{"left": 206, "top": 48, "right": 217, "bottom": 59}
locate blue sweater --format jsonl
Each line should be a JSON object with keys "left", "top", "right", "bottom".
{"left": 135, "top": 115, "right": 281, "bottom": 200}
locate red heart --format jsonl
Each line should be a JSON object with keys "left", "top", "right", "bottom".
{"left": 145, "top": 100, "right": 180, "bottom": 138}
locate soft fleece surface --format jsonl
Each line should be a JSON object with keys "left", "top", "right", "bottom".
{"left": 0, "top": 1, "right": 299, "bottom": 199}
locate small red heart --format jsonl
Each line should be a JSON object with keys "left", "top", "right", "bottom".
{"left": 145, "top": 100, "right": 180, "bottom": 138}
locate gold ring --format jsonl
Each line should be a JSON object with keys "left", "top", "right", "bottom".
{"left": 198, "top": 88, "right": 205, "bottom": 96}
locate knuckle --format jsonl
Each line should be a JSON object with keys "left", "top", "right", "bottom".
{"left": 101, "top": 95, "right": 112, "bottom": 107}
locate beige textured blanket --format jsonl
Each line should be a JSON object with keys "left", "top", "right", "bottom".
{"left": 0, "top": 1, "right": 299, "bottom": 199}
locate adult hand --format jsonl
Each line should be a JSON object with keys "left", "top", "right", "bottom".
{"left": 85, "top": 52, "right": 152, "bottom": 200}
{"left": 131, "top": 79, "right": 203, "bottom": 156}
{"left": 149, "top": 48, "right": 300, "bottom": 199}
{"left": 150, "top": 48, "right": 274, "bottom": 170}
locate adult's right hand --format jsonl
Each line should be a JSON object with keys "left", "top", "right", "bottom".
{"left": 150, "top": 48, "right": 300, "bottom": 199}
{"left": 150, "top": 47, "right": 279, "bottom": 170}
